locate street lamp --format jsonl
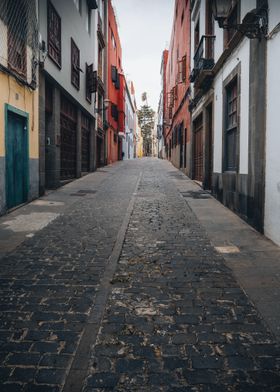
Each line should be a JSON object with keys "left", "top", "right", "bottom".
{"left": 212, "top": 0, "right": 268, "bottom": 39}
{"left": 212, "top": 0, "right": 232, "bottom": 28}
{"left": 95, "top": 98, "right": 111, "bottom": 114}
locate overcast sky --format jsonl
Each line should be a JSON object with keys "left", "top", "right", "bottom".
{"left": 112, "top": 0, "right": 174, "bottom": 112}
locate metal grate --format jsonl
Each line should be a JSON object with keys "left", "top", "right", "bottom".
{"left": 0, "top": 0, "right": 38, "bottom": 87}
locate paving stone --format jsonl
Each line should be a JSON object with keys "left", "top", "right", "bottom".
{"left": 1, "top": 160, "right": 280, "bottom": 391}
{"left": 34, "top": 368, "right": 66, "bottom": 385}
{"left": 82, "top": 160, "right": 280, "bottom": 391}
{"left": 86, "top": 372, "right": 119, "bottom": 388}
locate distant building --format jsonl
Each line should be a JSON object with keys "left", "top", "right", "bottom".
{"left": 123, "top": 79, "right": 135, "bottom": 160}
{"left": 38, "top": 0, "right": 103, "bottom": 192}
{"left": 164, "top": 0, "right": 191, "bottom": 175}
{"left": 157, "top": 50, "right": 168, "bottom": 159}
{"left": 0, "top": 0, "right": 39, "bottom": 213}
{"left": 107, "top": 0, "right": 125, "bottom": 163}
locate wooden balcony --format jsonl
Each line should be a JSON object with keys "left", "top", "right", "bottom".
{"left": 190, "top": 35, "right": 215, "bottom": 91}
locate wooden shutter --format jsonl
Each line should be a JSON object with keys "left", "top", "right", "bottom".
{"left": 71, "top": 38, "right": 80, "bottom": 89}
{"left": 111, "top": 65, "right": 117, "bottom": 83}
{"left": 47, "top": 1, "right": 61, "bottom": 67}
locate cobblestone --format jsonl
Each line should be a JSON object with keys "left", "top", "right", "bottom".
{"left": 82, "top": 160, "right": 280, "bottom": 391}
{"left": 0, "top": 159, "right": 280, "bottom": 391}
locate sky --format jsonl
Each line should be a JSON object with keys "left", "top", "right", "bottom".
{"left": 112, "top": 0, "right": 175, "bottom": 112}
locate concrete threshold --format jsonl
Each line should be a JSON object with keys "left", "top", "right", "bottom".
{"left": 173, "top": 167, "right": 280, "bottom": 340}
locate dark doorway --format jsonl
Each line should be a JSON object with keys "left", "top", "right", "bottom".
{"left": 184, "top": 128, "right": 187, "bottom": 168}
{"left": 193, "top": 114, "right": 203, "bottom": 182}
{"left": 96, "top": 135, "right": 103, "bottom": 168}
{"left": 60, "top": 95, "right": 77, "bottom": 180}
{"left": 81, "top": 113, "right": 90, "bottom": 173}
{"left": 179, "top": 123, "right": 184, "bottom": 169}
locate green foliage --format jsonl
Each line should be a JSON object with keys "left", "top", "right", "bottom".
{"left": 138, "top": 104, "right": 155, "bottom": 156}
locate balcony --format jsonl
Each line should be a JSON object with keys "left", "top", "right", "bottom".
{"left": 190, "top": 35, "right": 215, "bottom": 90}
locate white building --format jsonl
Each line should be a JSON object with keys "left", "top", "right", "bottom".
{"left": 190, "top": 0, "right": 280, "bottom": 245}
{"left": 265, "top": 1, "right": 280, "bottom": 246}
{"left": 123, "top": 79, "right": 135, "bottom": 160}
{"left": 157, "top": 52, "right": 167, "bottom": 159}
{"left": 38, "top": 0, "right": 106, "bottom": 191}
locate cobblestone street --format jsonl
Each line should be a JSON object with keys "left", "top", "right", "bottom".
{"left": 1, "top": 159, "right": 280, "bottom": 391}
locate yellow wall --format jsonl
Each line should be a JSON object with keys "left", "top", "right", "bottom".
{"left": 137, "top": 136, "right": 143, "bottom": 158}
{"left": 0, "top": 72, "right": 39, "bottom": 158}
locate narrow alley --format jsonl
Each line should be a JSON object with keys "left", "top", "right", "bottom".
{"left": 0, "top": 159, "right": 280, "bottom": 392}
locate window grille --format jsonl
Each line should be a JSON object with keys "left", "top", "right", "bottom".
{"left": 0, "top": 0, "right": 38, "bottom": 87}
{"left": 111, "top": 65, "right": 117, "bottom": 82}
{"left": 71, "top": 38, "right": 80, "bottom": 90}
{"left": 225, "top": 78, "right": 238, "bottom": 171}
{"left": 86, "top": 63, "right": 94, "bottom": 102}
{"left": 48, "top": 1, "right": 61, "bottom": 68}
{"left": 115, "top": 72, "right": 120, "bottom": 90}
{"left": 111, "top": 104, "right": 118, "bottom": 121}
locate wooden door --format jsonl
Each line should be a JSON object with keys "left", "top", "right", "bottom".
{"left": 81, "top": 113, "right": 90, "bottom": 172}
{"left": 6, "top": 111, "right": 28, "bottom": 209}
{"left": 193, "top": 115, "right": 203, "bottom": 182}
{"left": 179, "top": 124, "right": 184, "bottom": 169}
{"left": 60, "top": 95, "right": 77, "bottom": 180}
{"left": 206, "top": 103, "right": 213, "bottom": 189}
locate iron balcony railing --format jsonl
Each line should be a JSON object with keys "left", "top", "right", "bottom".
{"left": 190, "top": 35, "right": 216, "bottom": 83}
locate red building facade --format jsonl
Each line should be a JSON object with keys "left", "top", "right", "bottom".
{"left": 164, "top": 0, "right": 191, "bottom": 175}
{"left": 107, "top": 0, "right": 125, "bottom": 164}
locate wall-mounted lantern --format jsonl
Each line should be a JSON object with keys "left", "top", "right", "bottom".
{"left": 95, "top": 98, "right": 111, "bottom": 114}
{"left": 212, "top": 0, "right": 268, "bottom": 39}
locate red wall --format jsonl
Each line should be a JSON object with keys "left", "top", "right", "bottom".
{"left": 107, "top": 0, "right": 124, "bottom": 164}
{"left": 164, "top": 0, "right": 191, "bottom": 169}
{"left": 162, "top": 49, "right": 169, "bottom": 145}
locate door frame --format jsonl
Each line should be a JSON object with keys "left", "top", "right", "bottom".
{"left": 5, "top": 104, "right": 29, "bottom": 209}
{"left": 204, "top": 101, "right": 214, "bottom": 190}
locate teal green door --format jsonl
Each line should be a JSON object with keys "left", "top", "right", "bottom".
{"left": 6, "top": 111, "right": 28, "bottom": 209}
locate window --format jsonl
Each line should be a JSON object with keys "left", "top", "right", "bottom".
{"left": 47, "top": 1, "right": 61, "bottom": 67}
{"left": 111, "top": 65, "right": 117, "bottom": 83}
{"left": 225, "top": 78, "right": 238, "bottom": 171}
{"left": 86, "top": 63, "right": 94, "bottom": 103}
{"left": 98, "top": 92, "right": 103, "bottom": 113}
{"left": 7, "top": 0, "right": 27, "bottom": 77}
{"left": 111, "top": 104, "right": 118, "bottom": 121}
{"left": 205, "top": 0, "right": 215, "bottom": 59}
{"left": 194, "top": 18, "right": 200, "bottom": 51}
{"left": 115, "top": 72, "right": 120, "bottom": 90}
{"left": 71, "top": 38, "right": 80, "bottom": 89}
{"left": 224, "top": 1, "right": 240, "bottom": 46}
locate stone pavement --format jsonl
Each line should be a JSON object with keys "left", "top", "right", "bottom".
{"left": 0, "top": 158, "right": 280, "bottom": 391}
